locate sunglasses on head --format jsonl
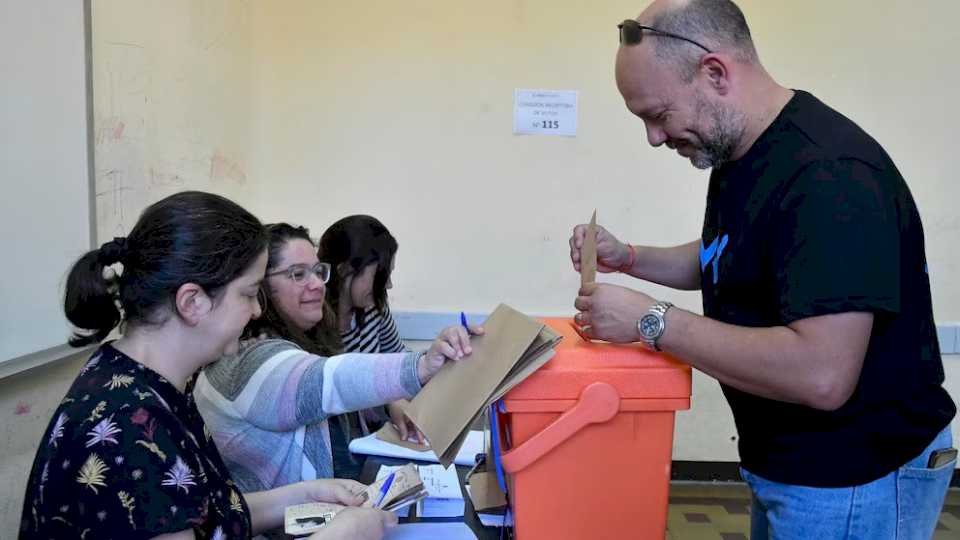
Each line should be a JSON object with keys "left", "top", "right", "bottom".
{"left": 618, "top": 19, "right": 712, "bottom": 54}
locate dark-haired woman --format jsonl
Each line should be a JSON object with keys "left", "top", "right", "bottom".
{"left": 195, "top": 223, "right": 481, "bottom": 494}
{"left": 317, "top": 215, "right": 422, "bottom": 479}
{"left": 20, "top": 192, "right": 395, "bottom": 540}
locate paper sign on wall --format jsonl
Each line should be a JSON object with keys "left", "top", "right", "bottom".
{"left": 513, "top": 89, "right": 578, "bottom": 137}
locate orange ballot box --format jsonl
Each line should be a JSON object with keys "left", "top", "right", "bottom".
{"left": 494, "top": 318, "right": 692, "bottom": 540}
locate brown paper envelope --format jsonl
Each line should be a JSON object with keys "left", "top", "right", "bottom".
{"left": 441, "top": 415, "right": 480, "bottom": 465}
{"left": 504, "top": 325, "right": 561, "bottom": 377}
{"left": 492, "top": 326, "right": 561, "bottom": 397}
{"left": 406, "top": 304, "right": 544, "bottom": 468}
{"left": 441, "top": 329, "right": 561, "bottom": 464}
{"left": 441, "top": 344, "right": 553, "bottom": 465}
{"left": 498, "top": 326, "right": 557, "bottom": 382}
{"left": 467, "top": 470, "right": 508, "bottom": 511}
{"left": 374, "top": 422, "right": 431, "bottom": 452}
{"left": 581, "top": 209, "right": 598, "bottom": 285}
{"left": 488, "top": 348, "right": 555, "bottom": 405}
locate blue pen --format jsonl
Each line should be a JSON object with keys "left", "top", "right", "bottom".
{"left": 375, "top": 472, "right": 395, "bottom": 508}
{"left": 460, "top": 311, "right": 469, "bottom": 330}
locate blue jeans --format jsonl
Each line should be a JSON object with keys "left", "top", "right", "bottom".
{"left": 743, "top": 426, "right": 954, "bottom": 540}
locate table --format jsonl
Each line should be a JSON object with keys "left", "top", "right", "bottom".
{"left": 360, "top": 455, "right": 513, "bottom": 540}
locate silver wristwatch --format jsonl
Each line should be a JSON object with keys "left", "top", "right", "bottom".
{"left": 637, "top": 301, "right": 673, "bottom": 351}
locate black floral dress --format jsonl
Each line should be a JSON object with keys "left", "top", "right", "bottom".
{"left": 20, "top": 343, "right": 252, "bottom": 539}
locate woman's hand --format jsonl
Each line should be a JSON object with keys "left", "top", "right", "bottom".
{"left": 417, "top": 323, "right": 485, "bottom": 384}
{"left": 299, "top": 478, "right": 369, "bottom": 507}
{"left": 246, "top": 478, "right": 371, "bottom": 536}
{"left": 386, "top": 400, "right": 425, "bottom": 444}
{"left": 308, "top": 507, "right": 398, "bottom": 540}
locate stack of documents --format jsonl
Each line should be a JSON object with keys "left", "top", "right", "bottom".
{"left": 284, "top": 464, "right": 426, "bottom": 537}
{"left": 377, "top": 463, "right": 464, "bottom": 518}
{"left": 405, "top": 304, "right": 562, "bottom": 467}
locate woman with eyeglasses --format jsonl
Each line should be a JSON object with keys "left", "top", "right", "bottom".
{"left": 20, "top": 193, "right": 396, "bottom": 540}
{"left": 194, "top": 223, "right": 481, "bottom": 501}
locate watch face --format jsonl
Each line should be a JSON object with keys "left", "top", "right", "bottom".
{"left": 639, "top": 313, "right": 663, "bottom": 339}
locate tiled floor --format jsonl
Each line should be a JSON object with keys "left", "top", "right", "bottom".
{"left": 665, "top": 483, "right": 960, "bottom": 539}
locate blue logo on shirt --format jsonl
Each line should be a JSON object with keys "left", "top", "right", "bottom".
{"left": 700, "top": 234, "right": 729, "bottom": 285}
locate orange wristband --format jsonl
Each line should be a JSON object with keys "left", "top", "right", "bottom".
{"left": 619, "top": 244, "right": 636, "bottom": 272}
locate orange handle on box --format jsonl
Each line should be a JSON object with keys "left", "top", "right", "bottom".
{"left": 500, "top": 382, "right": 620, "bottom": 473}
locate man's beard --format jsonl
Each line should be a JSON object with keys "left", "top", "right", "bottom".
{"left": 687, "top": 94, "right": 746, "bottom": 170}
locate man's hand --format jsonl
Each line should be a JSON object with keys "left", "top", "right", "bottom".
{"left": 569, "top": 224, "right": 631, "bottom": 273}
{"left": 574, "top": 283, "right": 656, "bottom": 343}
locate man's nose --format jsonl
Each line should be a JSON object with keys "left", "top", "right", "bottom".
{"left": 645, "top": 122, "right": 668, "bottom": 147}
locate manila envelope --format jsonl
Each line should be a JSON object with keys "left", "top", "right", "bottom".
{"left": 467, "top": 470, "right": 508, "bottom": 511}
{"left": 436, "top": 328, "right": 560, "bottom": 465}
{"left": 581, "top": 209, "right": 598, "bottom": 285}
{"left": 405, "top": 304, "right": 546, "bottom": 467}
{"left": 375, "top": 422, "right": 431, "bottom": 452}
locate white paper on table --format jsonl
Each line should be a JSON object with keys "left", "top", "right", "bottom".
{"left": 374, "top": 465, "right": 461, "bottom": 499}
{"left": 417, "top": 464, "right": 462, "bottom": 499}
{"left": 383, "top": 522, "right": 477, "bottom": 540}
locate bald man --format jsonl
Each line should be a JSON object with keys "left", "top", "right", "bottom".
{"left": 569, "top": 1, "right": 955, "bottom": 537}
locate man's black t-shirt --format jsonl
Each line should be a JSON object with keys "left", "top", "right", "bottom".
{"left": 701, "top": 90, "right": 955, "bottom": 487}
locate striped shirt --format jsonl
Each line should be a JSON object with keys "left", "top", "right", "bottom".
{"left": 341, "top": 305, "right": 406, "bottom": 354}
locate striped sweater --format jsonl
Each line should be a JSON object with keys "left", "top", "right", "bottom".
{"left": 330, "top": 305, "right": 410, "bottom": 478}
{"left": 193, "top": 338, "right": 422, "bottom": 493}
{"left": 341, "top": 305, "right": 406, "bottom": 354}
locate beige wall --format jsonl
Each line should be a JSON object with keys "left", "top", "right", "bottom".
{"left": 92, "top": 0, "right": 256, "bottom": 239}
{"left": 91, "top": 0, "right": 960, "bottom": 321}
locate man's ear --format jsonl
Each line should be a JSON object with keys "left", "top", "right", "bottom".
{"left": 174, "top": 283, "right": 213, "bottom": 325}
{"left": 700, "top": 53, "right": 731, "bottom": 96}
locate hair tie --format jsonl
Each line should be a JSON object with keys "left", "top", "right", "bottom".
{"left": 98, "top": 237, "right": 128, "bottom": 265}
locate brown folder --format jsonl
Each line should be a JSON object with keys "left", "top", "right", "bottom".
{"left": 405, "top": 304, "right": 561, "bottom": 467}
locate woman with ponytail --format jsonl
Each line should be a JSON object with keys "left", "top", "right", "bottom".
{"left": 20, "top": 192, "right": 395, "bottom": 540}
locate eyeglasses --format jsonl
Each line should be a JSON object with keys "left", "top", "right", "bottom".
{"left": 265, "top": 262, "right": 331, "bottom": 285}
{"left": 618, "top": 19, "right": 712, "bottom": 54}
